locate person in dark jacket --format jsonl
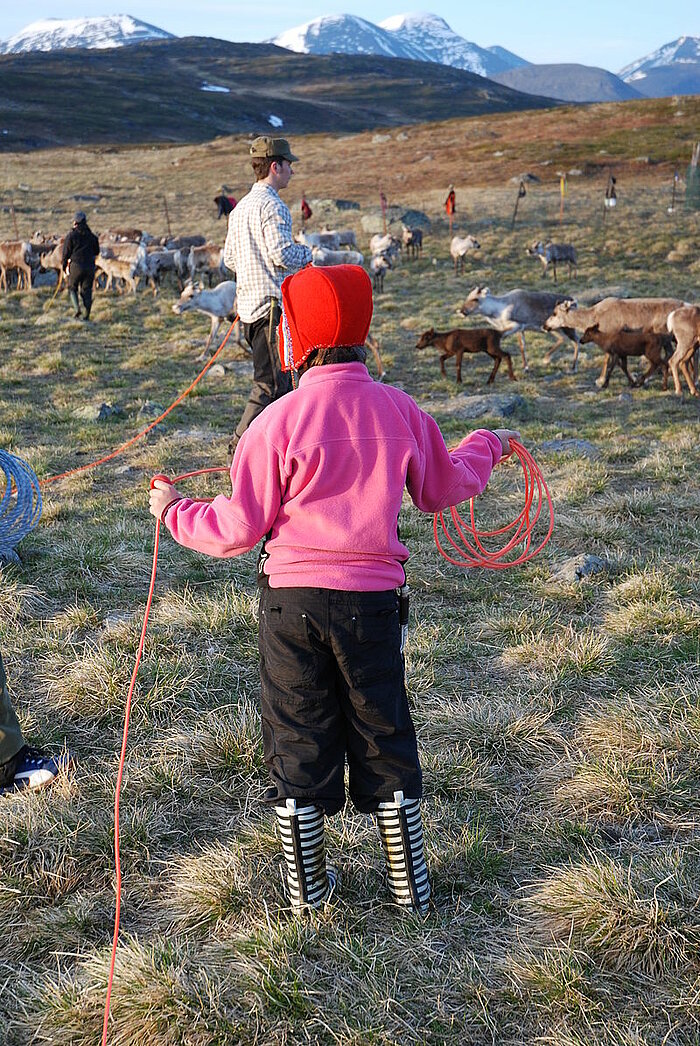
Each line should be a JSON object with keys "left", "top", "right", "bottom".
{"left": 61, "top": 211, "right": 100, "bottom": 320}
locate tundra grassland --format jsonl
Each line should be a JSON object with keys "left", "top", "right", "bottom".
{"left": 0, "top": 100, "right": 699, "bottom": 1046}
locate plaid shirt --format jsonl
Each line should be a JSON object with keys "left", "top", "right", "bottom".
{"left": 224, "top": 182, "right": 312, "bottom": 324}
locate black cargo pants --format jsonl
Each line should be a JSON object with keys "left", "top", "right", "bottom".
{"left": 258, "top": 586, "right": 422, "bottom": 815}
{"left": 67, "top": 265, "right": 95, "bottom": 317}
{"left": 228, "top": 302, "right": 292, "bottom": 459}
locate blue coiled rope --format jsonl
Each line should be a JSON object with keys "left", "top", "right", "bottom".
{"left": 0, "top": 449, "right": 42, "bottom": 559}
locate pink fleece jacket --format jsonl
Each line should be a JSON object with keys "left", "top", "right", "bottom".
{"left": 166, "top": 363, "right": 503, "bottom": 590}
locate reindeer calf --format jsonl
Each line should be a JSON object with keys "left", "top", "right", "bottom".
{"left": 580, "top": 324, "right": 672, "bottom": 389}
{"left": 415, "top": 327, "right": 516, "bottom": 384}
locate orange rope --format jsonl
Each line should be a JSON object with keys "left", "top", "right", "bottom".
{"left": 41, "top": 317, "right": 238, "bottom": 488}
{"left": 101, "top": 465, "right": 228, "bottom": 1046}
{"left": 433, "top": 440, "right": 554, "bottom": 569}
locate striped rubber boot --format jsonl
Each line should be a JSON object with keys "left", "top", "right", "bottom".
{"left": 275, "top": 798, "right": 337, "bottom": 910}
{"left": 376, "top": 791, "right": 431, "bottom": 914}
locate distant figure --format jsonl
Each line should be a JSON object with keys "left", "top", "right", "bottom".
{"left": 61, "top": 211, "right": 99, "bottom": 321}
{"left": 445, "top": 184, "right": 456, "bottom": 234}
{"left": 604, "top": 175, "right": 617, "bottom": 210}
{"left": 301, "top": 194, "right": 312, "bottom": 227}
{"left": 214, "top": 186, "right": 237, "bottom": 219}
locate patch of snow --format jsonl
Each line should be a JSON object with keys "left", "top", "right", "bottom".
{"left": 201, "top": 82, "right": 230, "bottom": 93}
{"left": 268, "top": 114, "right": 284, "bottom": 127}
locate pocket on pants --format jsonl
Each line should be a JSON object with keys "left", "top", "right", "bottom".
{"left": 348, "top": 603, "right": 401, "bottom": 687}
{"left": 260, "top": 604, "right": 318, "bottom": 688}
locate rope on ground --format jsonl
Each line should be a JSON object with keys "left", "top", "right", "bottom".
{"left": 101, "top": 465, "right": 228, "bottom": 1046}
{"left": 0, "top": 449, "right": 42, "bottom": 559}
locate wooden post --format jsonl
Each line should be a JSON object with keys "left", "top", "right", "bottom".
{"left": 559, "top": 174, "right": 566, "bottom": 223}
{"left": 511, "top": 181, "right": 526, "bottom": 230}
{"left": 669, "top": 168, "right": 679, "bottom": 213}
{"left": 379, "top": 190, "right": 387, "bottom": 236}
{"left": 163, "top": 196, "right": 172, "bottom": 238}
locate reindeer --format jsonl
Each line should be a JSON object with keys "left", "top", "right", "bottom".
{"left": 415, "top": 327, "right": 516, "bottom": 384}
{"left": 667, "top": 305, "right": 700, "bottom": 397}
{"left": 461, "top": 286, "right": 581, "bottom": 371}
{"left": 172, "top": 280, "right": 241, "bottom": 360}
{"left": 402, "top": 226, "right": 423, "bottom": 258}
{"left": 450, "top": 235, "right": 480, "bottom": 275}
{"left": 526, "top": 241, "right": 577, "bottom": 282}
{"left": 580, "top": 325, "right": 672, "bottom": 389}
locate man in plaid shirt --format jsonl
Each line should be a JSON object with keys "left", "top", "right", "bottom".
{"left": 224, "top": 136, "right": 312, "bottom": 459}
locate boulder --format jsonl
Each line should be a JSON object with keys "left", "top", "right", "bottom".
{"left": 538, "top": 438, "right": 600, "bottom": 459}
{"left": 550, "top": 554, "right": 610, "bottom": 584}
{"left": 423, "top": 393, "right": 525, "bottom": 420}
{"left": 73, "top": 402, "right": 125, "bottom": 423}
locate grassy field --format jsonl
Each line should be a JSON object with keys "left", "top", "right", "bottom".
{"left": 0, "top": 100, "right": 699, "bottom": 1045}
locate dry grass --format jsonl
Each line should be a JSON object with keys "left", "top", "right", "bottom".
{"left": 0, "top": 99, "right": 699, "bottom": 1045}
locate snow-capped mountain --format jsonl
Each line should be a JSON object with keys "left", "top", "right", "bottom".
{"left": 0, "top": 15, "right": 175, "bottom": 54}
{"left": 619, "top": 35, "right": 700, "bottom": 79}
{"left": 270, "top": 12, "right": 528, "bottom": 73}
{"left": 618, "top": 36, "right": 700, "bottom": 98}
{"left": 379, "top": 13, "right": 525, "bottom": 76}
{"left": 271, "top": 14, "right": 425, "bottom": 60}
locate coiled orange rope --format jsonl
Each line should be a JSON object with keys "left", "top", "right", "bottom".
{"left": 433, "top": 439, "right": 554, "bottom": 569}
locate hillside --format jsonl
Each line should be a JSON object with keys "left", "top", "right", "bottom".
{"left": 492, "top": 64, "right": 644, "bottom": 103}
{"left": 0, "top": 36, "right": 555, "bottom": 151}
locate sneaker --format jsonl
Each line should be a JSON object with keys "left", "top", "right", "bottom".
{"left": 0, "top": 745, "right": 71, "bottom": 795}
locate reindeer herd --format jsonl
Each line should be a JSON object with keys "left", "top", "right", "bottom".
{"left": 0, "top": 219, "right": 698, "bottom": 397}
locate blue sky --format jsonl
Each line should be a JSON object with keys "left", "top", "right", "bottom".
{"left": 0, "top": 2, "right": 697, "bottom": 71}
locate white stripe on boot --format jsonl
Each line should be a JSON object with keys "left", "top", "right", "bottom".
{"left": 376, "top": 790, "right": 430, "bottom": 914}
{"left": 275, "top": 798, "right": 337, "bottom": 910}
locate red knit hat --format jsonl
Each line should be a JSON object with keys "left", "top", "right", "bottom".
{"left": 278, "top": 264, "right": 373, "bottom": 371}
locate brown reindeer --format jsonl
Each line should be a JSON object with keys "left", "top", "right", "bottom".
{"left": 415, "top": 327, "right": 516, "bottom": 384}
{"left": 580, "top": 324, "right": 672, "bottom": 389}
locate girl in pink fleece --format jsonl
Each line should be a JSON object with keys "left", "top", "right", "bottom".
{"left": 150, "top": 264, "right": 518, "bottom": 915}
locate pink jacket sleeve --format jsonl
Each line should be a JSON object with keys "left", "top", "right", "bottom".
{"left": 406, "top": 411, "right": 503, "bottom": 512}
{"left": 164, "top": 430, "right": 285, "bottom": 557}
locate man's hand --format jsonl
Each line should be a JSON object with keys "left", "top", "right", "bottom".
{"left": 492, "top": 429, "right": 521, "bottom": 458}
{"left": 149, "top": 479, "right": 182, "bottom": 522}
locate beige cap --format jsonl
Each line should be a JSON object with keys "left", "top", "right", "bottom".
{"left": 249, "top": 136, "right": 299, "bottom": 162}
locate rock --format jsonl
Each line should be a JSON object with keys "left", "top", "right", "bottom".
{"left": 138, "top": 401, "right": 165, "bottom": 418}
{"left": 372, "top": 133, "right": 392, "bottom": 144}
{"left": 568, "top": 168, "right": 583, "bottom": 176}
{"left": 618, "top": 392, "right": 632, "bottom": 404}
{"left": 103, "top": 610, "right": 133, "bottom": 632}
{"left": 400, "top": 209, "right": 431, "bottom": 229}
{"left": 334, "top": 199, "right": 360, "bottom": 211}
{"left": 73, "top": 402, "right": 125, "bottom": 422}
{"left": 423, "top": 393, "right": 525, "bottom": 420}
{"left": 71, "top": 193, "right": 101, "bottom": 201}
{"left": 396, "top": 132, "right": 408, "bottom": 141}
{"left": 550, "top": 553, "right": 610, "bottom": 584}
{"left": 206, "top": 363, "right": 226, "bottom": 380}
{"left": 548, "top": 552, "right": 606, "bottom": 585}
{"left": 114, "top": 465, "right": 133, "bottom": 475}
{"left": 538, "top": 438, "right": 600, "bottom": 459}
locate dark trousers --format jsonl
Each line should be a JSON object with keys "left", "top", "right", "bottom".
{"left": 228, "top": 303, "right": 292, "bottom": 457}
{"left": 258, "top": 587, "right": 422, "bottom": 815}
{"left": 67, "top": 266, "right": 94, "bottom": 316}
{"left": 0, "top": 651, "right": 24, "bottom": 768}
